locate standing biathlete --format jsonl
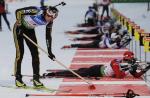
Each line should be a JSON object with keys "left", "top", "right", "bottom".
{"left": 13, "top": 6, "right": 58, "bottom": 88}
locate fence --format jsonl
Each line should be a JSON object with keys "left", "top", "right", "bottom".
{"left": 111, "top": 8, "right": 150, "bottom": 62}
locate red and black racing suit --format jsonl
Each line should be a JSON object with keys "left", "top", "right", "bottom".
{"left": 46, "top": 59, "right": 150, "bottom": 78}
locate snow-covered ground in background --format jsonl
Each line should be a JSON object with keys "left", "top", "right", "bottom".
{"left": 0, "top": 0, "right": 150, "bottom": 98}
{"left": 113, "top": 3, "right": 150, "bottom": 33}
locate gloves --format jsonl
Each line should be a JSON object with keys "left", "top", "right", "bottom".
{"left": 16, "top": 20, "right": 23, "bottom": 36}
{"left": 128, "top": 58, "right": 136, "bottom": 65}
{"left": 48, "top": 51, "right": 55, "bottom": 60}
{"left": 17, "top": 30, "right": 23, "bottom": 36}
{"left": 129, "top": 64, "right": 138, "bottom": 72}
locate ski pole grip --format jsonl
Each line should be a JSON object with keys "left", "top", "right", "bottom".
{"left": 53, "top": 2, "right": 66, "bottom": 7}
{"left": 61, "top": 2, "right": 66, "bottom": 6}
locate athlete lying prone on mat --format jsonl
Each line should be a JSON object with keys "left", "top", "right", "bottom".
{"left": 43, "top": 51, "right": 150, "bottom": 79}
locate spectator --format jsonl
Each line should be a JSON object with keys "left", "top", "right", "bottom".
{"left": 99, "top": 0, "right": 111, "bottom": 20}
{"left": 84, "top": 6, "right": 97, "bottom": 26}
{"left": 0, "top": 0, "right": 11, "bottom": 31}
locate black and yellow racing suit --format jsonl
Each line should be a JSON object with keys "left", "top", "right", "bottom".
{"left": 13, "top": 6, "right": 53, "bottom": 77}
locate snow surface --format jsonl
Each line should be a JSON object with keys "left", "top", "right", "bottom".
{"left": 0, "top": 0, "right": 150, "bottom": 98}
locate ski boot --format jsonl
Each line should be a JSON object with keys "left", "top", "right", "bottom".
{"left": 15, "top": 75, "right": 26, "bottom": 87}
{"left": 33, "top": 74, "right": 45, "bottom": 88}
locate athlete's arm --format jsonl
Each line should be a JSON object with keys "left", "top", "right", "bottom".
{"left": 46, "top": 22, "right": 55, "bottom": 60}
{"left": 15, "top": 6, "right": 42, "bottom": 20}
{"left": 111, "top": 59, "right": 126, "bottom": 78}
{"left": 46, "top": 22, "right": 53, "bottom": 52}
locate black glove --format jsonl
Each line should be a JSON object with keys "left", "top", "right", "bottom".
{"left": 16, "top": 29, "right": 23, "bottom": 37}
{"left": 16, "top": 21, "right": 23, "bottom": 37}
{"left": 48, "top": 51, "right": 55, "bottom": 61}
{"left": 129, "top": 63, "right": 138, "bottom": 73}
{"left": 147, "top": 62, "right": 150, "bottom": 65}
{"left": 128, "top": 58, "right": 136, "bottom": 65}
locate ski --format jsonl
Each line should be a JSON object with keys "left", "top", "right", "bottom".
{"left": 42, "top": 75, "right": 100, "bottom": 80}
{"left": 0, "top": 84, "right": 72, "bottom": 93}
{"left": 45, "top": 69, "right": 100, "bottom": 80}
{"left": 46, "top": 69, "right": 69, "bottom": 72}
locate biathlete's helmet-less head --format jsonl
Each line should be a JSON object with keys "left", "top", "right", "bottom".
{"left": 46, "top": 6, "right": 58, "bottom": 19}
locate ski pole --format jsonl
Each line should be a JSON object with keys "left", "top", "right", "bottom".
{"left": 23, "top": 33, "right": 96, "bottom": 90}
{"left": 25, "top": 93, "right": 126, "bottom": 97}
{"left": 25, "top": 89, "right": 140, "bottom": 97}
{"left": 53, "top": 2, "right": 66, "bottom": 8}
